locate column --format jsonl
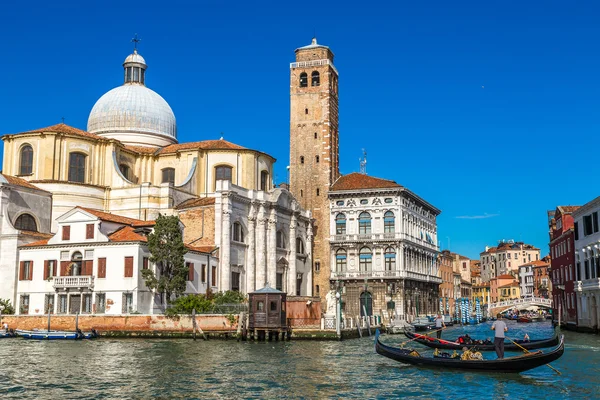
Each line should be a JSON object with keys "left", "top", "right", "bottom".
{"left": 267, "top": 207, "right": 277, "bottom": 288}
{"left": 221, "top": 194, "right": 231, "bottom": 291}
{"left": 288, "top": 213, "right": 297, "bottom": 295}
{"left": 246, "top": 202, "right": 257, "bottom": 293}
{"left": 306, "top": 221, "right": 313, "bottom": 296}
{"left": 255, "top": 202, "right": 267, "bottom": 288}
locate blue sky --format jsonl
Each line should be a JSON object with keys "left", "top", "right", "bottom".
{"left": 1, "top": 1, "right": 598, "bottom": 259}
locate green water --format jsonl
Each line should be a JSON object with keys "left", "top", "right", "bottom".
{"left": 0, "top": 321, "right": 598, "bottom": 399}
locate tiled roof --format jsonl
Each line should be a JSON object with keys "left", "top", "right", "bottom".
{"left": 10, "top": 123, "right": 103, "bottom": 140}
{"left": 330, "top": 172, "right": 402, "bottom": 191}
{"left": 108, "top": 226, "right": 148, "bottom": 242}
{"left": 122, "top": 145, "right": 158, "bottom": 155}
{"left": 78, "top": 207, "right": 155, "bottom": 227}
{"left": 186, "top": 244, "right": 217, "bottom": 253}
{"left": 175, "top": 197, "right": 216, "bottom": 210}
{"left": 0, "top": 173, "right": 48, "bottom": 192}
{"left": 21, "top": 238, "right": 50, "bottom": 247}
{"left": 158, "top": 139, "right": 246, "bottom": 155}
{"left": 496, "top": 274, "right": 515, "bottom": 279}
{"left": 20, "top": 231, "right": 53, "bottom": 239}
{"left": 558, "top": 206, "right": 581, "bottom": 214}
{"left": 498, "top": 282, "right": 520, "bottom": 288}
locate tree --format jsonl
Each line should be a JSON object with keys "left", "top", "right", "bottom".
{"left": 0, "top": 298, "right": 15, "bottom": 314}
{"left": 142, "top": 214, "right": 188, "bottom": 304}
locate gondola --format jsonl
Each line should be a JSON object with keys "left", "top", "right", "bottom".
{"left": 16, "top": 328, "right": 98, "bottom": 340}
{"left": 403, "top": 330, "right": 559, "bottom": 351}
{"left": 376, "top": 330, "right": 565, "bottom": 373}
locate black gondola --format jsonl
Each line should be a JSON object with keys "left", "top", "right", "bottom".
{"left": 403, "top": 330, "right": 559, "bottom": 351}
{"left": 375, "top": 330, "right": 565, "bottom": 373}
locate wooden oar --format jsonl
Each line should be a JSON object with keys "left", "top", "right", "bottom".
{"left": 400, "top": 327, "right": 446, "bottom": 347}
{"left": 505, "top": 336, "right": 561, "bottom": 375}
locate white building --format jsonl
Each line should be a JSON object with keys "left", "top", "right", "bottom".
{"left": 328, "top": 173, "right": 441, "bottom": 320}
{"left": 16, "top": 207, "right": 217, "bottom": 315}
{"left": 518, "top": 262, "right": 535, "bottom": 297}
{"left": 0, "top": 174, "right": 53, "bottom": 304}
{"left": 573, "top": 196, "right": 600, "bottom": 330}
{"left": 480, "top": 241, "right": 540, "bottom": 282}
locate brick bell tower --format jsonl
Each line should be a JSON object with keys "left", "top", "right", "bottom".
{"left": 289, "top": 38, "right": 340, "bottom": 304}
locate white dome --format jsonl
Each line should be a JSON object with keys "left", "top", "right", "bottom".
{"left": 124, "top": 52, "right": 146, "bottom": 65}
{"left": 87, "top": 84, "right": 177, "bottom": 144}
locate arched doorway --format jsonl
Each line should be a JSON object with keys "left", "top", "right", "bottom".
{"left": 69, "top": 252, "right": 83, "bottom": 276}
{"left": 360, "top": 291, "right": 373, "bottom": 317}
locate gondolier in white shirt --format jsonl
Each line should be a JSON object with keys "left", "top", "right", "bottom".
{"left": 434, "top": 314, "right": 445, "bottom": 339}
{"left": 491, "top": 314, "right": 508, "bottom": 359}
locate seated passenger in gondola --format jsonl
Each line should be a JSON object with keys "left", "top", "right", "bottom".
{"left": 464, "top": 334, "right": 473, "bottom": 344}
{"left": 524, "top": 333, "right": 530, "bottom": 342}
{"left": 483, "top": 338, "right": 492, "bottom": 345}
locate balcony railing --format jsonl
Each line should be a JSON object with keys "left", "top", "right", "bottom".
{"left": 331, "top": 270, "right": 442, "bottom": 284}
{"left": 580, "top": 278, "right": 600, "bottom": 291}
{"left": 53, "top": 276, "right": 94, "bottom": 290}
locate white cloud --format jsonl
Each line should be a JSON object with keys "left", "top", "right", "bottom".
{"left": 455, "top": 213, "right": 499, "bottom": 220}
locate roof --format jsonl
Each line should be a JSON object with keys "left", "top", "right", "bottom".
{"left": 296, "top": 38, "right": 330, "bottom": 51}
{"left": 0, "top": 173, "right": 48, "bottom": 192}
{"left": 186, "top": 244, "right": 217, "bottom": 253}
{"left": 78, "top": 207, "right": 155, "bottom": 227}
{"left": 251, "top": 283, "right": 284, "bottom": 294}
{"left": 20, "top": 231, "right": 53, "bottom": 239}
{"left": 21, "top": 239, "right": 50, "bottom": 247}
{"left": 558, "top": 206, "right": 580, "bottom": 214}
{"left": 8, "top": 123, "right": 103, "bottom": 140}
{"left": 330, "top": 172, "right": 402, "bottom": 191}
{"left": 499, "top": 282, "right": 520, "bottom": 288}
{"left": 158, "top": 139, "right": 246, "bottom": 155}
{"left": 108, "top": 226, "right": 148, "bottom": 242}
{"left": 521, "top": 260, "right": 550, "bottom": 267}
{"left": 496, "top": 274, "right": 516, "bottom": 279}
{"left": 175, "top": 197, "right": 216, "bottom": 210}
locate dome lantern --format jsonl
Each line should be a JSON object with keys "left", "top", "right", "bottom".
{"left": 123, "top": 49, "right": 146, "bottom": 85}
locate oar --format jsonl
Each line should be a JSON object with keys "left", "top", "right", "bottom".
{"left": 505, "top": 336, "right": 561, "bottom": 375}
{"left": 400, "top": 327, "right": 446, "bottom": 347}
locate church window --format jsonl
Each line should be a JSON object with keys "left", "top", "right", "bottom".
{"left": 14, "top": 213, "right": 37, "bottom": 232}
{"left": 232, "top": 222, "right": 244, "bottom": 243}
{"left": 162, "top": 168, "right": 175, "bottom": 184}
{"left": 336, "top": 213, "right": 346, "bottom": 235}
{"left": 315, "top": 155, "right": 319, "bottom": 163}
{"left": 260, "top": 170, "right": 269, "bottom": 191}
{"left": 215, "top": 165, "right": 232, "bottom": 182}
{"left": 384, "top": 211, "right": 395, "bottom": 234}
{"left": 19, "top": 145, "right": 33, "bottom": 175}
{"left": 358, "top": 212, "right": 372, "bottom": 234}
{"left": 277, "top": 231, "right": 286, "bottom": 249}
{"left": 311, "top": 71, "right": 320, "bottom": 86}
{"left": 299, "top": 72, "right": 308, "bottom": 87}
{"left": 119, "top": 164, "right": 130, "bottom": 180}
{"left": 296, "top": 238, "right": 305, "bottom": 254}
{"left": 359, "top": 247, "right": 372, "bottom": 272}
{"left": 300, "top": 156, "right": 304, "bottom": 164}
{"left": 68, "top": 152, "right": 86, "bottom": 183}
{"left": 336, "top": 249, "right": 347, "bottom": 272}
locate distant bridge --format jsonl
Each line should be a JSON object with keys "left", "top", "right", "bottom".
{"left": 489, "top": 297, "right": 552, "bottom": 316}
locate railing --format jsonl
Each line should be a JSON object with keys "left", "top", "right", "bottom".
{"left": 488, "top": 297, "right": 552, "bottom": 310}
{"left": 580, "top": 278, "right": 600, "bottom": 291}
{"left": 53, "top": 276, "right": 94, "bottom": 289}
{"left": 331, "top": 270, "right": 442, "bottom": 283}
{"left": 330, "top": 233, "right": 439, "bottom": 249}
{"left": 290, "top": 59, "right": 338, "bottom": 75}
{"left": 287, "top": 318, "right": 320, "bottom": 329}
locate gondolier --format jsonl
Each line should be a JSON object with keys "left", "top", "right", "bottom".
{"left": 434, "top": 314, "right": 445, "bottom": 338}
{"left": 492, "top": 314, "right": 508, "bottom": 359}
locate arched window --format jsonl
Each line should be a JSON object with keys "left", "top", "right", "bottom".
{"left": 232, "top": 222, "right": 244, "bottom": 242}
{"left": 335, "top": 213, "right": 346, "bottom": 235}
{"left": 336, "top": 249, "right": 347, "bottom": 272}
{"left": 385, "top": 247, "right": 396, "bottom": 271}
{"left": 276, "top": 231, "right": 286, "bottom": 249}
{"left": 70, "top": 251, "right": 83, "bottom": 276}
{"left": 359, "top": 247, "right": 372, "bottom": 272}
{"left": 296, "top": 238, "right": 305, "bottom": 254}
{"left": 360, "top": 291, "right": 373, "bottom": 316}
{"left": 68, "top": 152, "right": 86, "bottom": 183}
{"left": 311, "top": 71, "right": 320, "bottom": 86}
{"left": 384, "top": 211, "right": 395, "bottom": 234}
{"left": 358, "top": 212, "right": 372, "bottom": 234}
{"left": 299, "top": 72, "right": 308, "bottom": 87}
{"left": 215, "top": 165, "right": 232, "bottom": 182}
{"left": 119, "top": 164, "right": 130, "bottom": 180}
{"left": 162, "top": 168, "right": 175, "bottom": 184}
{"left": 14, "top": 214, "right": 37, "bottom": 232}
{"left": 19, "top": 145, "right": 33, "bottom": 175}
{"left": 260, "top": 170, "right": 269, "bottom": 191}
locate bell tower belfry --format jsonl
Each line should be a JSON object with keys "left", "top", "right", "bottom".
{"left": 289, "top": 38, "right": 340, "bottom": 302}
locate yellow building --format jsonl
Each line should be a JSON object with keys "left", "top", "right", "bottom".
{"left": 498, "top": 281, "right": 520, "bottom": 301}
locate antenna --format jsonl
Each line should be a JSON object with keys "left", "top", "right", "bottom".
{"left": 359, "top": 149, "right": 367, "bottom": 174}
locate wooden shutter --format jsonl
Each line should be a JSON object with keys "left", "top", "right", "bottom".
{"left": 60, "top": 261, "right": 69, "bottom": 276}
{"left": 98, "top": 258, "right": 106, "bottom": 278}
{"left": 62, "top": 225, "right": 71, "bottom": 240}
{"left": 124, "top": 256, "right": 133, "bottom": 277}
{"left": 86, "top": 224, "right": 94, "bottom": 239}
{"left": 212, "top": 266, "right": 216, "bottom": 286}
{"left": 187, "top": 262, "right": 194, "bottom": 281}
{"left": 29, "top": 261, "right": 33, "bottom": 280}
{"left": 143, "top": 257, "right": 149, "bottom": 270}
{"left": 44, "top": 260, "right": 49, "bottom": 280}
{"left": 83, "top": 260, "right": 93, "bottom": 276}
{"left": 19, "top": 261, "right": 24, "bottom": 280}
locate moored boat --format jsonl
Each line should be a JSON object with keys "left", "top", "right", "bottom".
{"left": 16, "top": 329, "right": 98, "bottom": 340}
{"left": 411, "top": 317, "right": 435, "bottom": 331}
{"left": 0, "top": 330, "right": 17, "bottom": 338}
{"left": 517, "top": 316, "right": 532, "bottom": 323}
{"left": 403, "top": 330, "right": 559, "bottom": 351}
{"left": 376, "top": 330, "right": 565, "bottom": 373}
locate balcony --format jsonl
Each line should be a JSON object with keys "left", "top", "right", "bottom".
{"left": 331, "top": 270, "right": 442, "bottom": 284}
{"left": 53, "top": 276, "right": 94, "bottom": 290}
{"left": 581, "top": 278, "right": 600, "bottom": 291}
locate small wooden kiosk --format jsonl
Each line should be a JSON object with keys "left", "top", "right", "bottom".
{"left": 248, "top": 284, "right": 287, "bottom": 341}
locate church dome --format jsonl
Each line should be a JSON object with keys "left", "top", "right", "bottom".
{"left": 87, "top": 50, "right": 177, "bottom": 147}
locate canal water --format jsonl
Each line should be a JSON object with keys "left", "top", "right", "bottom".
{"left": 0, "top": 321, "right": 599, "bottom": 399}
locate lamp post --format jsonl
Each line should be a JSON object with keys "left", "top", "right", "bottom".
{"left": 335, "top": 280, "right": 343, "bottom": 336}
